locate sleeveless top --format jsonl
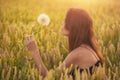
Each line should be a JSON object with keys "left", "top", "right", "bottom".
{"left": 70, "top": 44, "right": 103, "bottom": 80}
{"left": 70, "top": 60, "right": 103, "bottom": 79}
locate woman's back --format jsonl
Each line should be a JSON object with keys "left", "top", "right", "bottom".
{"left": 69, "top": 44, "right": 103, "bottom": 79}
{"left": 68, "top": 44, "right": 100, "bottom": 69}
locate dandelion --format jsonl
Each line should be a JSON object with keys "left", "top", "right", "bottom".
{"left": 37, "top": 13, "right": 50, "bottom": 26}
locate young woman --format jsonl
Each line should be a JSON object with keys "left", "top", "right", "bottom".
{"left": 24, "top": 8, "right": 105, "bottom": 79}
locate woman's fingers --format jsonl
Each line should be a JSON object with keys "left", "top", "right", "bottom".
{"left": 24, "top": 35, "right": 38, "bottom": 52}
{"left": 24, "top": 35, "right": 35, "bottom": 46}
{"left": 30, "top": 35, "right": 35, "bottom": 41}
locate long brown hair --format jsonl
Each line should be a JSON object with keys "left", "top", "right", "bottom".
{"left": 65, "top": 8, "right": 104, "bottom": 63}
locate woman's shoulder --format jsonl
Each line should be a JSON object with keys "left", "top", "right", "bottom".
{"left": 69, "top": 44, "right": 97, "bottom": 58}
{"left": 70, "top": 46, "right": 85, "bottom": 54}
{"left": 70, "top": 44, "right": 100, "bottom": 68}
{"left": 70, "top": 44, "right": 92, "bottom": 54}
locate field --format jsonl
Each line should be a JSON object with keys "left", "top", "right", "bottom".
{"left": 0, "top": 0, "right": 120, "bottom": 80}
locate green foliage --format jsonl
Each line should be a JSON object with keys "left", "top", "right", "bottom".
{"left": 0, "top": 0, "right": 120, "bottom": 80}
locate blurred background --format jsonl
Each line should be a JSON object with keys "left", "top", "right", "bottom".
{"left": 0, "top": 0, "right": 120, "bottom": 80}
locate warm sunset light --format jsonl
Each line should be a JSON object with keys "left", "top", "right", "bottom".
{"left": 0, "top": 0, "right": 120, "bottom": 80}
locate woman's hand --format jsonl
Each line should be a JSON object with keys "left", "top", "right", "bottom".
{"left": 24, "top": 35, "right": 38, "bottom": 52}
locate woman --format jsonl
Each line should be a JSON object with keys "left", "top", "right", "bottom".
{"left": 24, "top": 8, "right": 105, "bottom": 79}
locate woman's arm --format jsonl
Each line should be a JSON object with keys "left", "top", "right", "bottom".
{"left": 24, "top": 35, "right": 79, "bottom": 78}
{"left": 30, "top": 48, "right": 48, "bottom": 78}
{"left": 24, "top": 35, "right": 48, "bottom": 78}
{"left": 60, "top": 51, "right": 78, "bottom": 70}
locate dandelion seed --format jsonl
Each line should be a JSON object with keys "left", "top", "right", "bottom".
{"left": 37, "top": 13, "right": 50, "bottom": 26}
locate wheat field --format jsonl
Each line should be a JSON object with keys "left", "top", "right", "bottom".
{"left": 0, "top": 0, "right": 120, "bottom": 80}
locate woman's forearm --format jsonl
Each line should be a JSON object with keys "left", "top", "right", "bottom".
{"left": 31, "top": 49, "right": 48, "bottom": 78}
{"left": 24, "top": 35, "right": 48, "bottom": 78}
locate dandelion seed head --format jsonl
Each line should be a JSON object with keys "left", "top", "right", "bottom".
{"left": 37, "top": 13, "right": 50, "bottom": 26}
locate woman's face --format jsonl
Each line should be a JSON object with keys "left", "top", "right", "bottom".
{"left": 61, "top": 22, "right": 69, "bottom": 36}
